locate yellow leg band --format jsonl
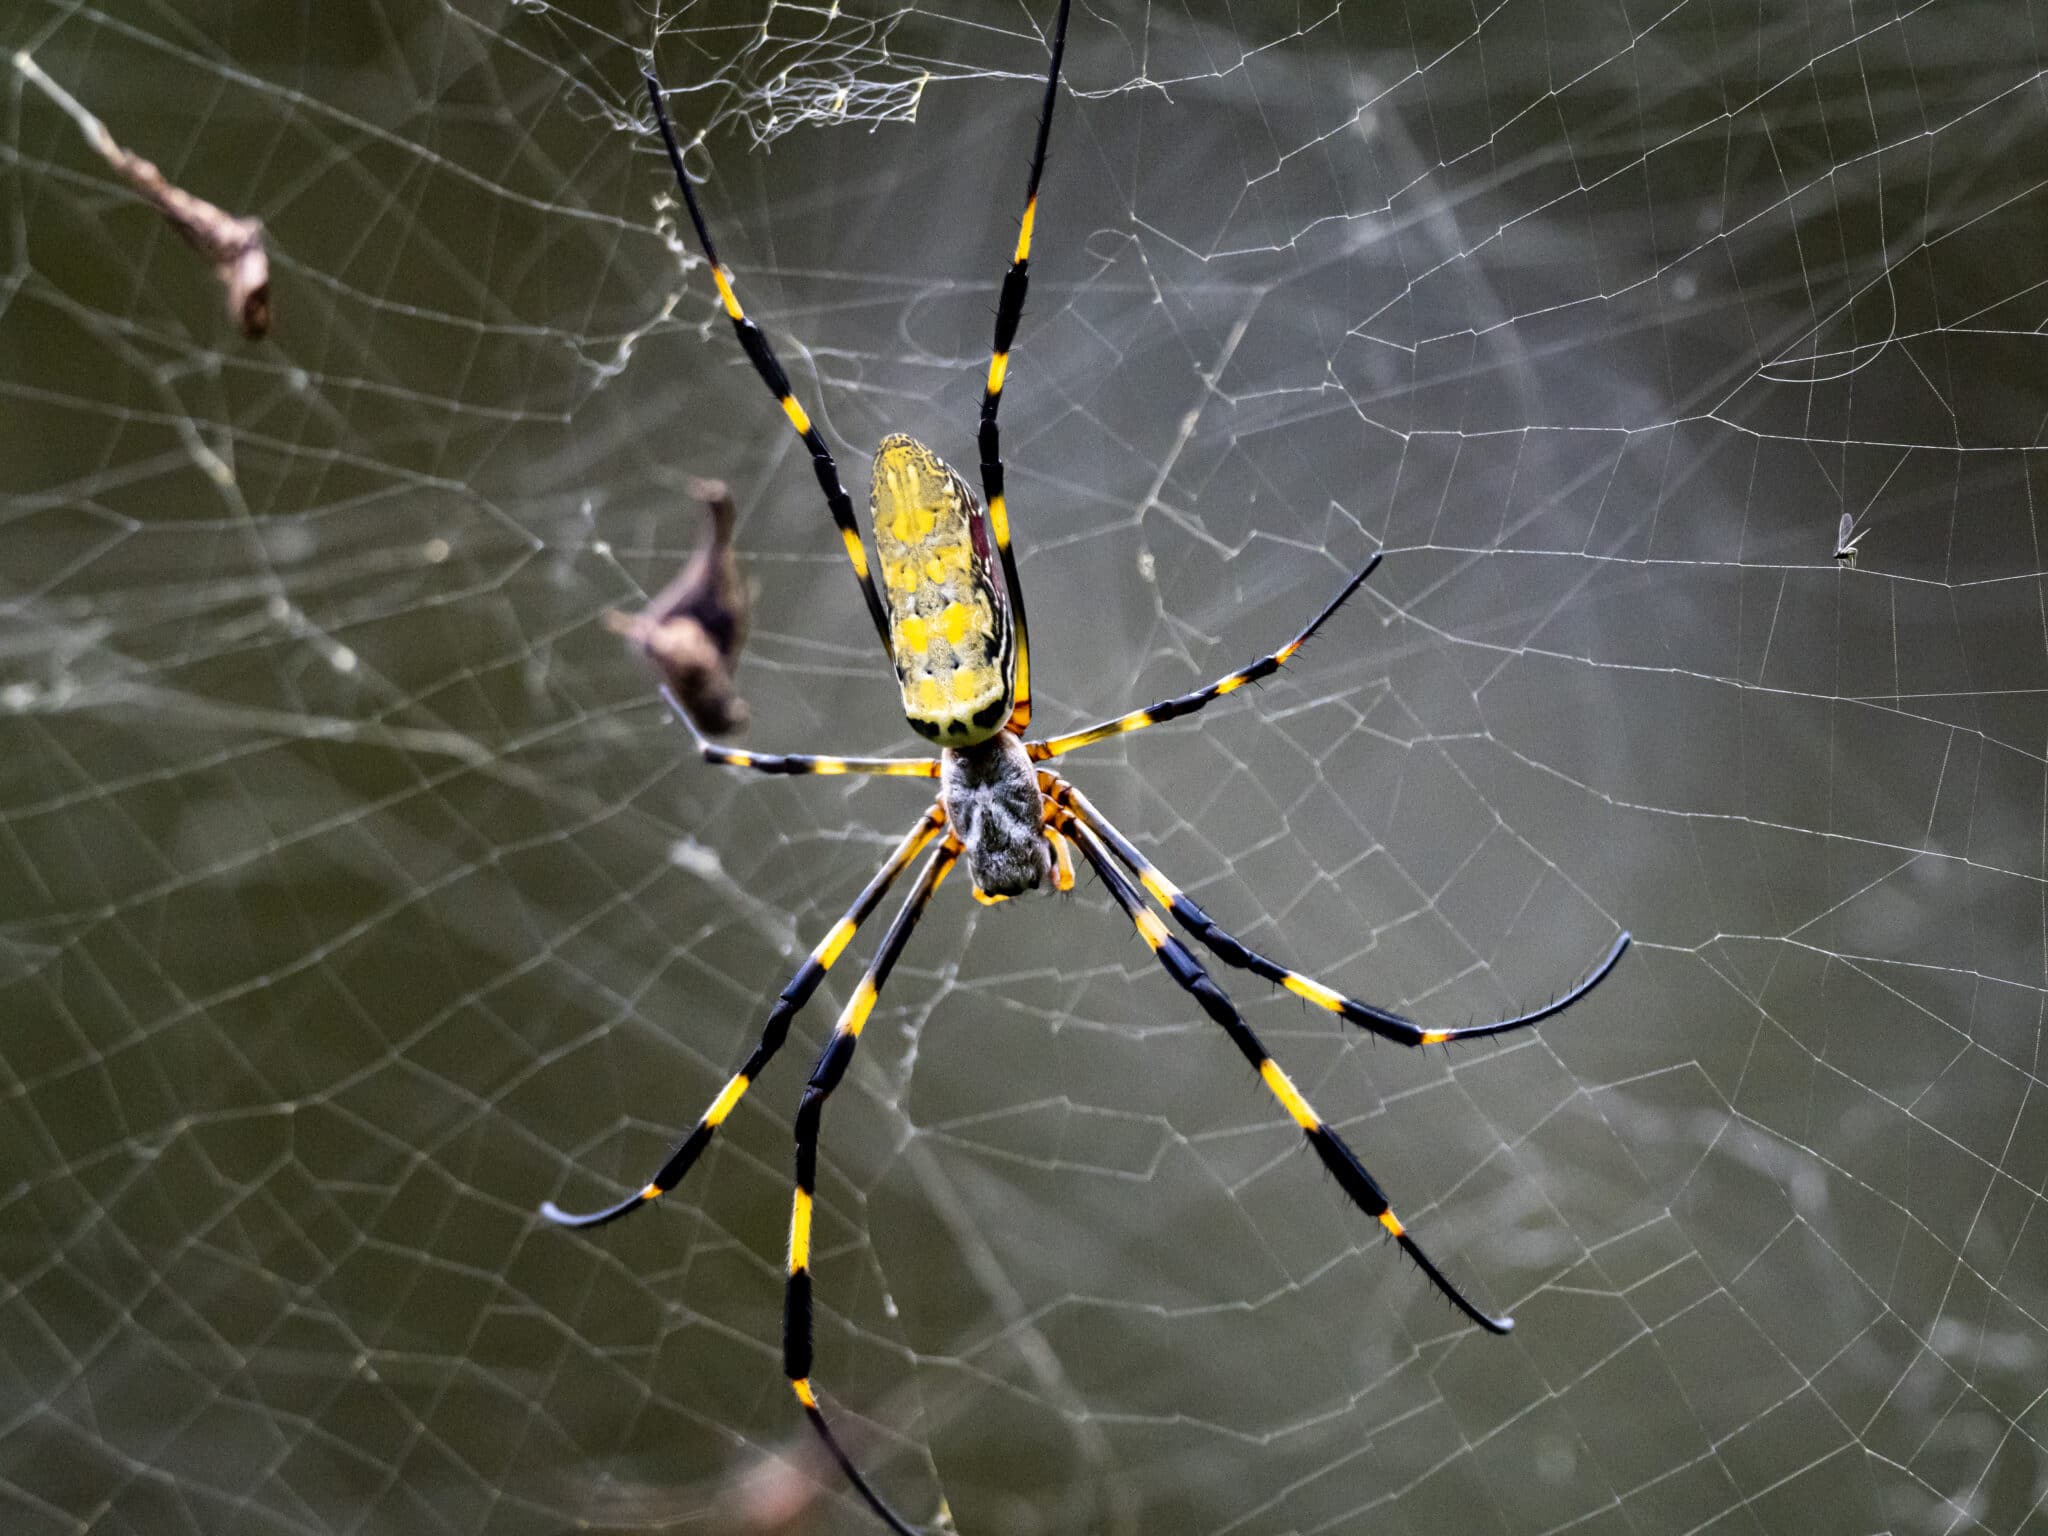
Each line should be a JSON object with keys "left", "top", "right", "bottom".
{"left": 816, "top": 916, "right": 858, "bottom": 968}
{"left": 840, "top": 976, "right": 879, "bottom": 1037}
{"left": 789, "top": 1188, "right": 813, "bottom": 1273}
{"left": 1045, "top": 825, "right": 1075, "bottom": 892}
{"left": 713, "top": 267, "right": 743, "bottom": 320}
{"left": 1137, "top": 866, "right": 1179, "bottom": 906}
{"left": 792, "top": 1378, "right": 818, "bottom": 1408}
{"left": 1259, "top": 1058, "right": 1320, "bottom": 1131}
{"left": 841, "top": 526, "right": 870, "bottom": 577}
{"left": 1282, "top": 973, "right": 1345, "bottom": 1013}
{"left": 1378, "top": 1210, "right": 1405, "bottom": 1238}
{"left": 703, "top": 1073, "right": 750, "bottom": 1127}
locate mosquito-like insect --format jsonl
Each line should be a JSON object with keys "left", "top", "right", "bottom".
{"left": 1835, "top": 512, "right": 1865, "bottom": 568}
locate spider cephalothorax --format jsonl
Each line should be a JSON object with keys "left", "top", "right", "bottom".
{"left": 940, "top": 729, "right": 1050, "bottom": 897}
{"left": 546, "top": 11, "right": 1630, "bottom": 1532}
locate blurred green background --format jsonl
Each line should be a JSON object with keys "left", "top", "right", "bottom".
{"left": 5, "top": 1, "right": 2045, "bottom": 1532}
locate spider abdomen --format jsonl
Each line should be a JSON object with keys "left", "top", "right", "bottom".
{"left": 870, "top": 434, "right": 1016, "bottom": 746}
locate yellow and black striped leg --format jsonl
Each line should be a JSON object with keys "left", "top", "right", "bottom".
{"left": 1063, "top": 816, "right": 1514, "bottom": 1334}
{"left": 977, "top": 0, "right": 1073, "bottom": 734}
{"left": 660, "top": 685, "right": 940, "bottom": 779}
{"left": 642, "top": 71, "right": 892, "bottom": 652}
{"left": 1051, "top": 778, "right": 1629, "bottom": 1046}
{"left": 788, "top": 841, "right": 959, "bottom": 1536}
{"left": 540, "top": 806, "right": 946, "bottom": 1230}
{"left": 1030, "top": 554, "right": 1382, "bottom": 760}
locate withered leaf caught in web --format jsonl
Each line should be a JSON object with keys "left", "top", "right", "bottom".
{"left": 14, "top": 50, "right": 271, "bottom": 339}
{"left": 607, "top": 477, "right": 752, "bottom": 734}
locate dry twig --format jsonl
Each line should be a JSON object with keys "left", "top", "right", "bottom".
{"left": 14, "top": 50, "right": 270, "bottom": 338}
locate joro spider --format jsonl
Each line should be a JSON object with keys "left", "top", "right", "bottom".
{"left": 546, "top": 6, "right": 1630, "bottom": 1530}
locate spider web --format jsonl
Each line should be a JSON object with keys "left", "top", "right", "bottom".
{"left": 4, "top": 0, "right": 2045, "bottom": 1531}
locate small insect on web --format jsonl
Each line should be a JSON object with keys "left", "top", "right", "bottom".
{"left": 541, "top": 4, "right": 1631, "bottom": 1530}
{"left": 604, "top": 477, "right": 751, "bottom": 734}
{"left": 1835, "top": 510, "right": 1866, "bottom": 568}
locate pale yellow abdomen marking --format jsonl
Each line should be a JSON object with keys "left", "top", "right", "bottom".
{"left": 869, "top": 434, "right": 1014, "bottom": 745}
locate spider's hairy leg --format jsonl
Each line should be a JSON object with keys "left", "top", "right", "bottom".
{"left": 539, "top": 805, "right": 946, "bottom": 1230}
{"left": 640, "top": 70, "right": 891, "bottom": 652}
{"left": 1049, "top": 777, "right": 1629, "bottom": 1045}
{"left": 1062, "top": 815, "right": 1514, "bottom": 1334}
{"left": 1043, "top": 820, "right": 1076, "bottom": 892}
{"left": 978, "top": 0, "right": 1074, "bottom": 734}
{"left": 662, "top": 685, "right": 940, "bottom": 779}
{"left": 1029, "top": 553, "right": 1382, "bottom": 761}
{"left": 787, "top": 841, "right": 959, "bottom": 1536}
